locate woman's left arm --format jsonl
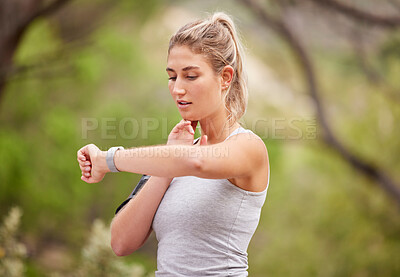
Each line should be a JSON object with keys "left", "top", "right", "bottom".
{"left": 77, "top": 133, "right": 267, "bottom": 183}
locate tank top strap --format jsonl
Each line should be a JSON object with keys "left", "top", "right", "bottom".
{"left": 193, "top": 126, "right": 253, "bottom": 144}
{"left": 224, "top": 126, "right": 253, "bottom": 141}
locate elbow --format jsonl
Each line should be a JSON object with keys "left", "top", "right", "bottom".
{"left": 111, "top": 235, "right": 142, "bottom": 257}
{"left": 111, "top": 237, "right": 130, "bottom": 257}
{"left": 110, "top": 224, "right": 141, "bottom": 256}
{"left": 111, "top": 243, "right": 125, "bottom": 257}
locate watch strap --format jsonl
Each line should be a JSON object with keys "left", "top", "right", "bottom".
{"left": 106, "top": 146, "right": 124, "bottom": 172}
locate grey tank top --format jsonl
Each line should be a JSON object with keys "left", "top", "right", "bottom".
{"left": 152, "top": 126, "right": 269, "bottom": 276}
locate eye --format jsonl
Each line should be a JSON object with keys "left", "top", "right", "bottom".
{"left": 168, "top": 76, "right": 177, "bottom": 81}
{"left": 187, "top": 76, "right": 197, "bottom": 80}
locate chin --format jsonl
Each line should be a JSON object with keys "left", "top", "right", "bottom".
{"left": 182, "top": 117, "right": 196, "bottom": 121}
{"left": 179, "top": 113, "right": 196, "bottom": 122}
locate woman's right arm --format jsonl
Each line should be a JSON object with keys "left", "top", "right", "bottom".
{"left": 110, "top": 176, "right": 172, "bottom": 256}
{"left": 110, "top": 119, "right": 202, "bottom": 256}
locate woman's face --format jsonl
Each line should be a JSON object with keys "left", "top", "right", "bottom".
{"left": 166, "top": 45, "right": 224, "bottom": 122}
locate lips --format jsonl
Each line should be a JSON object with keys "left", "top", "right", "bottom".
{"left": 177, "top": 100, "right": 192, "bottom": 109}
{"left": 177, "top": 100, "right": 192, "bottom": 105}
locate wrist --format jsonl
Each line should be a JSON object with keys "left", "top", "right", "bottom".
{"left": 99, "top": 150, "right": 111, "bottom": 174}
{"left": 106, "top": 146, "right": 124, "bottom": 173}
{"left": 113, "top": 148, "right": 123, "bottom": 172}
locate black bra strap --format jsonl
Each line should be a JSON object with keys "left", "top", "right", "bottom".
{"left": 115, "top": 174, "right": 150, "bottom": 214}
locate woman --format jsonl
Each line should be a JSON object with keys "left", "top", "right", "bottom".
{"left": 77, "top": 12, "right": 270, "bottom": 276}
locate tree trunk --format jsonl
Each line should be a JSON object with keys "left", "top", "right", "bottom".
{"left": 0, "top": 0, "right": 70, "bottom": 103}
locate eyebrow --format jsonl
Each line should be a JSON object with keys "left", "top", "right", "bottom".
{"left": 166, "top": 66, "right": 200, "bottom": 72}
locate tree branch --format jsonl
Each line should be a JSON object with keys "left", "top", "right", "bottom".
{"left": 20, "top": 0, "right": 71, "bottom": 32}
{"left": 347, "top": 29, "right": 400, "bottom": 103}
{"left": 239, "top": 0, "right": 400, "bottom": 206}
{"left": 387, "top": 0, "right": 400, "bottom": 14}
{"left": 0, "top": 0, "right": 71, "bottom": 101}
{"left": 306, "top": 0, "right": 400, "bottom": 29}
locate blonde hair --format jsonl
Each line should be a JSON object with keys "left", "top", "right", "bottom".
{"left": 168, "top": 12, "right": 248, "bottom": 125}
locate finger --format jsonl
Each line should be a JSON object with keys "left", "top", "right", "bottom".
{"left": 82, "top": 175, "right": 97, "bottom": 184}
{"left": 78, "top": 160, "right": 91, "bottom": 168}
{"left": 185, "top": 124, "right": 195, "bottom": 135}
{"left": 77, "top": 154, "right": 86, "bottom": 162}
{"left": 171, "top": 126, "right": 182, "bottom": 134}
{"left": 78, "top": 160, "right": 91, "bottom": 165}
{"left": 200, "top": 135, "right": 208, "bottom": 146}
{"left": 78, "top": 145, "right": 92, "bottom": 161}
{"left": 180, "top": 120, "right": 194, "bottom": 133}
{"left": 172, "top": 120, "right": 191, "bottom": 133}
{"left": 80, "top": 164, "right": 91, "bottom": 173}
{"left": 177, "top": 119, "right": 187, "bottom": 127}
{"left": 171, "top": 120, "right": 187, "bottom": 133}
{"left": 77, "top": 146, "right": 87, "bottom": 156}
{"left": 78, "top": 155, "right": 87, "bottom": 163}
{"left": 81, "top": 175, "right": 92, "bottom": 183}
{"left": 182, "top": 120, "right": 192, "bottom": 127}
{"left": 82, "top": 171, "right": 91, "bottom": 177}
{"left": 81, "top": 168, "right": 91, "bottom": 174}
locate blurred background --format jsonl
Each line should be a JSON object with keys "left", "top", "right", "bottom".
{"left": 1, "top": 0, "right": 400, "bottom": 276}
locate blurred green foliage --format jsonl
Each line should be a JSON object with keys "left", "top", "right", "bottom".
{"left": 0, "top": 0, "right": 399, "bottom": 276}
{"left": 0, "top": 207, "right": 151, "bottom": 277}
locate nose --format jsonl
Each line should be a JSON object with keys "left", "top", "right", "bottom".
{"left": 172, "top": 78, "right": 186, "bottom": 96}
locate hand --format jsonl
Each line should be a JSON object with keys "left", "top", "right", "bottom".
{"left": 167, "top": 119, "right": 207, "bottom": 146}
{"left": 77, "top": 144, "right": 109, "bottom": 183}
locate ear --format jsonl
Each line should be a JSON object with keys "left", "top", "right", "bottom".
{"left": 220, "top": 65, "right": 234, "bottom": 90}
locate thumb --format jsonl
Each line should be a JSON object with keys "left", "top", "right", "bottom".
{"left": 200, "top": 135, "right": 208, "bottom": 146}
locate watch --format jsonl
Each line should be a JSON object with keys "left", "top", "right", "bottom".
{"left": 106, "top": 146, "right": 124, "bottom": 172}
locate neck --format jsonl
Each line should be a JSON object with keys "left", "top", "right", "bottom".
{"left": 198, "top": 115, "right": 240, "bottom": 145}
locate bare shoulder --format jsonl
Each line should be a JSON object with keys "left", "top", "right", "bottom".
{"left": 224, "top": 131, "right": 269, "bottom": 192}
{"left": 196, "top": 129, "right": 269, "bottom": 189}
{"left": 225, "top": 131, "right": 268, "bottom": 164}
